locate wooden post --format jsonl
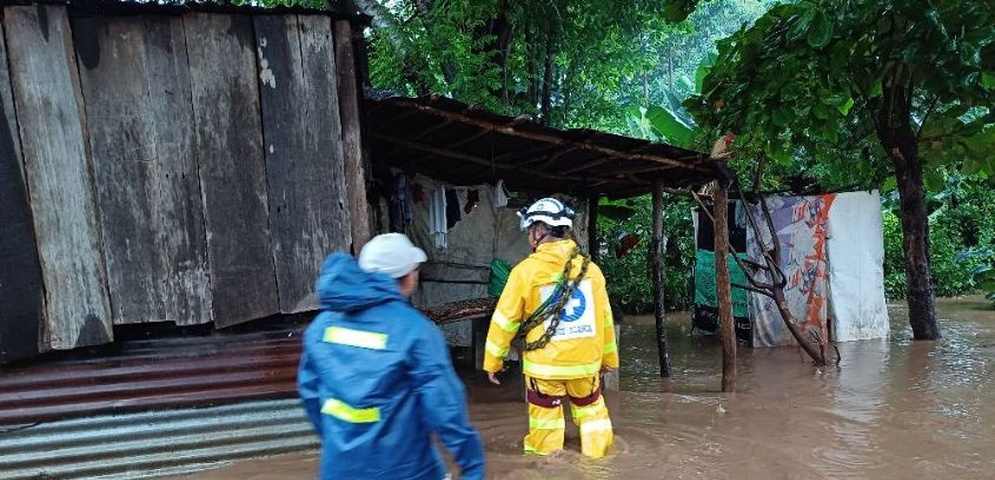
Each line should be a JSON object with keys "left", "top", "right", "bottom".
{"left": 713, "top": 181, "right": 736, "bottom": 392}
{"left": 651, "top": 180, "right": 671, "bottom": 377}
{"left": 587, "top": 196, "right": 599, "bottom": 261}
{"left": 335, "top": 19, "right": 371, "bottom": 253}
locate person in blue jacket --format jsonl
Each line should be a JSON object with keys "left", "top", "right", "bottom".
{"left": 298, "top": 233, "right": 485, "bottom": 480}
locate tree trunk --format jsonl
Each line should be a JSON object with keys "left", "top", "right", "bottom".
{"left": 651, "top": 181, "right": 672, "bottom": 377}
{"left": 893, "top": 146, "right": 941, "bottom": 340}
{"left": 540, "top": 36, "right": 555, "bottom": 124}
{"left": 872, "top": 63, "right": 941, "bottom": 341}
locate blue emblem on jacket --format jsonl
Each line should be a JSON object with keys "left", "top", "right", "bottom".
{"left": 298, "top": 253, "right": 485, "bottom": 480}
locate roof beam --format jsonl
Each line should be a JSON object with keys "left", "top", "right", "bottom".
{"left": 381, "top": 98, "right": 713, "bottom": 172}
{"left": 369, "top": 131, "right": 622, "bottom": 186}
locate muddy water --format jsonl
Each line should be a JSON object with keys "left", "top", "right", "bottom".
{"left": 181, "top": 297, "right": 995, "bottom": 479}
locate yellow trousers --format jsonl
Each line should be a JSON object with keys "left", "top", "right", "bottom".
{"left": 523, "top": 375, "right": 613, "bottom": 459}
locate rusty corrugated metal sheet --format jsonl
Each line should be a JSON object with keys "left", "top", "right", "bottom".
{"left": 0, "top": 323, "right": 305, "bottom": 427}
{"left": 0, "top": 398, "right": 318, "bottom": 480}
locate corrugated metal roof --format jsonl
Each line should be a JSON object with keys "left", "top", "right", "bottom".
{"left": 0, "top": 398, "right": 318, "bottom": 480}
{"left": 0, "top": 323, "right": 304, "bottom": 426}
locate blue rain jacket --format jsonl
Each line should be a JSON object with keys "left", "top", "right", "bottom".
{"left": 298, "top": 253, "right": 485, "bottom": 480}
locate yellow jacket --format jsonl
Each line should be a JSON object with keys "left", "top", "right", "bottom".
{"left": 483, "top": 239, "right": 619, "bottom": 380}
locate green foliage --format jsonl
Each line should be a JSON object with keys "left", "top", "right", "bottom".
{"left": 365, "top": 0, "right": 777, "bottom": 135}
{"left": 688, "top": 0, "right": 995, "bottom": 188}
{"left": 881, "top": 210, "right": 906, "bottom": 299}
{"left": 597, "top": 196, "right": 696, "bottom": 313}
{"left": 964, "top": 250, "right": 995, "bottom": 305}
{"left": 365, "top": 0, "right": 676, "bottom": 129}
{"left": 883, "top": 175, "right": 995, "bottom": 301}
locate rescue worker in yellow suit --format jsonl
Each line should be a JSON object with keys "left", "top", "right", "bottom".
{"left": 483, "top": 197, "right": 619, "bottom": 459}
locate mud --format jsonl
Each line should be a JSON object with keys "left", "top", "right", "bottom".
{"left": 178, "top": 296, "right": 995, "bottom": 479}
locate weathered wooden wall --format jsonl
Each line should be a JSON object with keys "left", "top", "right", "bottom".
{"left": 255, "top": 15, "right": 350, "bottom": 313}
{"left": 74, "top": 15, "right": 212, "bottom": 327}
{"left": 5, "top": 6, "right": 113, "bottom": 350}
{"left": 0, "top": 19, "right": 43, "bottom": 362}
{"left": 186, "top": 13, "right": 280, "bottom": 328}
{"left": 0, "top": 5, "right": 357, "bottom": 356}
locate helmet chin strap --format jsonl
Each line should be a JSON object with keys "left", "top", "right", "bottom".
{"left": 529, "top": 228, "right": 548, "bottom": 252}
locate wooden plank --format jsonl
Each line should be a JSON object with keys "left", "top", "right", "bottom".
{"left": 74, "top": 15, "right": 212, "bottom": 326}
{"left": 0, "top": 20, "right": 21, "bottom": 181}
{"left": 713, "top": 181, "right": 736, "bottom": 392}
{"left": 4, "top": 5, "right": 112, "bottom": 349}
{"left": 0, "top": 19, "right": 43, "bottom": 362}
{"left": 185, "top": 13, "right": 279, "bottom": 328}
{"left": 255, "top": 15, "right": 350, "bottom": 313}
{"left": 334, "top": 19, "right": 371, "bottom": 252}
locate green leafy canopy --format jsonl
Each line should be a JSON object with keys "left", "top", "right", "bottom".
{"left": 688, "top": 0, "right": 995, "bottom": 190}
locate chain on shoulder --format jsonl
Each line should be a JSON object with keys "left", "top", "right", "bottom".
{"left": 519, "top": 245, "right": 592, "bottom": 351}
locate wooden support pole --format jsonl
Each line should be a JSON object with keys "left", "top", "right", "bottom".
{"left": 587, "top": 197, "right": 599, "bottom": 261}
{"left": 651, "top": 180, "right": 671, "bottom": 377}
{"left": 713, "top": 181, "right": 736, "bottom": 392}
{"left": 335, "top": 19, "right": 371, "bottom": 253}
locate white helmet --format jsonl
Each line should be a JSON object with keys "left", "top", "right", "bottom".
{"left": 518, "top": 197, "right": 575, "bottom": 231}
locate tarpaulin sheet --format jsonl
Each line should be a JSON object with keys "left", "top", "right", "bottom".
{"left": 747, "top": 194, "right": 835, "bottom": 348}
{"left": 826, "top": 191, "right": 890, "bottom": 342}
{"left": 694, "top": 250, "right": 750, "bottom": 318}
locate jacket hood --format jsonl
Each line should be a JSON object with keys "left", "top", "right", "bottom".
{"left": 316, "top": 253, "right": 404, "bottom": 312}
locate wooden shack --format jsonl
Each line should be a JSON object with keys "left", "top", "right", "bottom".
{"left": 0, "top": 0, "right": 369, "bottom": 364}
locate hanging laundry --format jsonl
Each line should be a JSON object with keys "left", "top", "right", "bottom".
{"left": 412, "top": 182, "right": 426, "bottom": 203}
{"left": 388, "top": 173, "right": 414, "bottom": 233}
{"left": 428, "top": 186, "right": 448, "bottom": 249}
{"left": 734, "top": 200, "right": 748, "bottom": 231}
{"left": 446, "top": 189, "right": 461, "bottom": 228}
{"left": 493, "top": 179, "right": 510, "bottom": 208}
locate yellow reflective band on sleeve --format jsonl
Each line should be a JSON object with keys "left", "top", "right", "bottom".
{"left": 570, "top": 398, "right": 605, "bottom": 420}
{"left": 321, "top": 398, "right": 381, "bottom": 423}
{"left": 529, "top": 417, "right": 566, "bottom": 430}
{"left": 603, "top": 342, "right": 618, "bottom": 355}
{"left": 578, "top": 418, "right": 613, "bottom": 434}
{"left": 323, "top": 326, "right": 387, "bottom": 350}
{"left": 485, "top": 339, "right": 509, "bottom": 358}
{"left": 522, "top": 360, "right": 602, "bottom": 379}
{"left": 492, "top": 312, "right": 521, "bottom": 333}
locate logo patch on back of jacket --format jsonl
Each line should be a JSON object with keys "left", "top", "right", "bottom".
{"left": 539, "top": 279, "right": 597, "bottom": 340}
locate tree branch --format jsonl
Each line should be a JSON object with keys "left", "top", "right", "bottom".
{"left": 917, "top": 95, "right": 939, "bottom": 141}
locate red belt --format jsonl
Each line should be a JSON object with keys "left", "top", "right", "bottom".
{"left": 527, "top": 378, "right": 602, "bottom": 408}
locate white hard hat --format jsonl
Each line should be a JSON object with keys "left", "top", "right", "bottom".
{"left": 358, "top": 233, "right": 428, "bottom": 278}
{"left": 518, "top": 197, "right": 575, "bottom": 231}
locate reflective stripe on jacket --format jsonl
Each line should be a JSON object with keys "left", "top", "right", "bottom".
{"left": 483, "top": 239, "right": 619, "bottom": 379}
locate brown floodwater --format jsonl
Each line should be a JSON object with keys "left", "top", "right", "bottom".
{"left": 179, "top": 296, "right": 995, "bottom": 479}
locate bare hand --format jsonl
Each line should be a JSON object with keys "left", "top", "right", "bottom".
{"left": 487, "top": 372, "right": 501, "bottom": 385}
{"left": 600, "top": 365, "right": 616, "bottom": 374}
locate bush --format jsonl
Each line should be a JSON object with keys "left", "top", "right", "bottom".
{"left": 883, "top": 176, "right": 995, "bottom": 301}
{"left": 598, "top": 196, "right": 696, "bottom": 314}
